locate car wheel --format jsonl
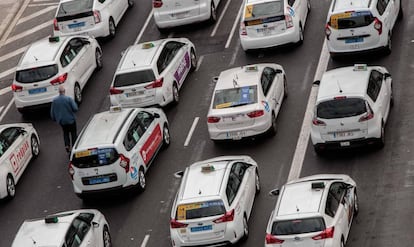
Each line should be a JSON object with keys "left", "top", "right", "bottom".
{"left": 128, "top": 0, "right": 134, "bottom": 8}
{"left": 398, "top": 3, "right": 403, "bottom": 20}
{"left": 255, "top": 169, "right": 260, "bottom": 194}
{"left": 6, "top": 175, "right": 15, "bottom": 199}
{"left": 384, "top": 32, "right": 392, "bottom": 55}
{"left": 354, "top": 190, "right": 359, "bottom": 216}
{"left": 108, "top": 18, "right": 116, "bottom": 38}
{"left": 95, "top": 49, "right": 103, "bottom": 70}
{"left": 341, "top": 238, "right": 345, "bottom": 247}
{"left": 138, "top": 168, "right": 146, "bottom": 191}
{"left": 31, "top": 135, "right": 40, "bottom": 158}
{"left": 242, "top": 215, "right": 249, "bottom": 241}
{"left": 190, "top": 49, "right": 197, "bottom": 72}
{"left": 283, "top": 76, "right": 288, "bottom": 98}
{"left": 172, "top": 83, "right": 179, "bottom": 104}
{"left": 314, "top": 146, "right": 324, "bottom": 155}
{"left": 209, "top": 2, "right": 217, "bottom": 23}
{"left": 74, "top": 83, "right": 82, "bottom": 105}
{"left": 163, "top": 124, "right": 170, "bottom": 148}
{"left": 307, "top": 0, "right": 311, "bottom": 12}
{"left": 268, "top": 112, "right": 277, "bottom": 137}
{"left": 103, "top": 225, "right": 112, "bottom": 247}
{"left": 297, "top": 24, "right": 304, "bottom": 45}
{"left": 378, "top": 121, "right": 385, "bottom": 148}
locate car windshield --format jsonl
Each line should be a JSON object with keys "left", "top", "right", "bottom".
{"left": 244, "top": 1, "right": 284, "bottom": 25}
{"left": 15, "top": 65, "right": 58, "bottom": 83}
{"left": 71, "top": 148, "right": 119, "bottom": 168}
{"left": 176, "top": 200, "right": 226, "bottom": 220}
{"left": 57, "top": 0, "right": 93, "bottom": 16}
{"left": 113, "top": 70, "right": 156, "bottom": 87}
{"left": 317, "top": 97, "right": 367, "bottom": 119}
{"left": 213, "top": 85, "right": 257, "bottom": 109}
{"left": 329, "top": 11, "right": 374, "bottom": 29}
{"left": 271, "top": 217, "right": 326, "bottom": 235}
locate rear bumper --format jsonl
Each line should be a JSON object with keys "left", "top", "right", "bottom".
{"left": 327, "top": 33, "right": 388, "bottom": 55}
{"left": 208, "top": 117, "right": 271, "bottom": 140}
{"left": 154, "top": 10, "right": 210, "bottom": 29}
{"left": 240, "top": 27, "right": 299, "bottom": 50}
{"left": 54, "top": 21, "right": 108, "bottom": 38}
{"left": 313, "top": 137, "right": 379, "bottom": 151}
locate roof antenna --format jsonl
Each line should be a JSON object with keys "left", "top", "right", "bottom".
{"left": 31, "top": 237, "right": 37, "bottom": 245}
{"left": 296, "top": 205, "right": 300, "bottom": 212}
{"left": 336, "top": 80, "right": 343, "bottom": 93}
{"left": 132, "top": 60, "right": 136, "bottom": 66}
{"left": 34, "top": 56, "right": 38, "bottom": 61}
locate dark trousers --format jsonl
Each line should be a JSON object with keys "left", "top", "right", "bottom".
{"left": 61, "top": 122, "right": 77, "bottom": 149}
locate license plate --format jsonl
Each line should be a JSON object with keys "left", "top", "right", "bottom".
{"left": 227, "top": 131, "right": 246, "bottom": 140}
{"left": 68, "top": 22, "right": 85, "bottom": 29}
{"left": 89, "top": 177, "right": 110, "bottom": 185}
{"left": 190, "top": 225, "right": 212, "bottom": 232}
{"left": 345, "top": 37, "right": 363, "bottom": 43}
{"left": 340, "top": 141, "right": 350, "bottom": 147}
{"left": 334, "top": 131, "right": 353, "bottom": 138}
{"left": 125, "top": 91, "right": 144, "bottom": 97}
{"left": 28, "top": 87, "right": 46, "bottom": 95}
{"left": 257, "top": 27, "right": 275, "bottom": 35}
{"left": 171, "top": 12, "right": 187, "bottom": 19}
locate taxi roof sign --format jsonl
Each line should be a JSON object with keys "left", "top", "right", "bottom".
{"left": 201, "top": 164, "right": 215, "bottom": 173}
{"left": 49, "top": 36, "right": 60, "bottom": 43}
{"left": 353, "top": 64, "right": 367, "bottom": 71}
{"left": 245, "top": 65, "right": 258, "bottom": 72}
{"left": 142, "top": 42, "right": 155, "bottom": 49}
{"left": 109, "top": 105, "right": 122, "bottom": 113}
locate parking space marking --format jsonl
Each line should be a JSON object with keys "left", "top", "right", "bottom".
{"left": 0, "top": 67, "right": 16, "bottom": 80}
{"left": 210, "top": 0, "right": 232, "bottom": 37}
{"left": 195, "top": 55, "right": 204, "bottom": 71}
{"left": 134, "top": 9, "right": 154, "bottom": 44}
{"left": 17, "top": 5, "right": 57, "bottom": 25}
{"left": 0, "top": 45, "right": 28, "bottom": 63}
{"left": 184, "top": 117, "right": 199, "bottom": 146}
{"left": 229, "top": 40, "right": 240, "bottom": 66}
{"left": 4, "top": 20, "right": 52, "bottom": 46}
{"left": 225, "top": 2, "right": 243, "bottom": 48}
{"left": 140, "top": 234, "right": 150, "bottom": 247}
{"left": 0, "top": 86, "right": 11, "bottom": 95}
{"left": 0, "top": 106, "right": 4, "bottom": 115}
{"left": 0, "top": 0, "right": 31, "bottom": 47}
{"left": 287, "top": 40, "right": 329, "bottom": 182}
{"left": 0, "top": 98, "right": 14, "bottom": 122}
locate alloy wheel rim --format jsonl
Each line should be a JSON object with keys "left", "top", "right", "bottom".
{"left": 255, "top": 173, "right": 260, "bottom": 191}
{"left": 7, "top": 177, "right": 15, "bottom": 196}
{"left": 173, "top": 86, "right": 179, "bottom": 102}
{"left": 139, "top": 170, "right": 146, "bottom": 188}
{"left": 103, "top": 229, "right": 111, "bottom": 247}
{"left": 109, "top": 20, "right": 115, "bottom": 36}
{"left": 96, "top": 51, "right": 102, "bottom": 67}
{"left": 164, "top": 127, "right": 170, "bottom": 144}
{"left": 32, "top": 137, "right": 39, "bottom": 155}
{"left": 75, "top": 86, "right": 81, "bottom": 102}
{"left": 191, "top": 52, "right": 196, "bottom": 68}
{"left": 211, "top": 5, "right": 216, "bottom": 21}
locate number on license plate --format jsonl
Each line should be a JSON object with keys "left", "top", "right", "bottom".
{"left": 28, "top": 87, "right": 46, "bottom": 95}
{"left": 190, "top": 225, "right": 212, "bottom": 232}
{"left": 89, "top": 177, "right": 110, "bottom": 185}
{"left": 340, "top": 141, "right": 350, "bottom": 147}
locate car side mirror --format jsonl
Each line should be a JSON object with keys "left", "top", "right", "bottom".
{"left": 174, "top": 171, "right": 184, "bottom": 178}
{"left": 269, "top": 189, "right": 280, "bottom": 196}
{"left": 19, "top": 128, "right": 27, "bottom": 135}
{"left": 154, "top": 113, "right": 160, "bottom": 118}
{"left": 275, "top": 69, "right": 283, "bottom": 74}
{"left": 384, "top": 73, "right": 391, "bottom": 79}
{"left": 313, "top": 80, "right": 320, "bottom": 85}
{"left": 92, "top": 222, "right": 99, "bottom": 228}
{"left": 212, "top": 76, "right": 219, "bottom": 83}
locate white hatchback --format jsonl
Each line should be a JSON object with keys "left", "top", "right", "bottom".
{"left": 240, "top": 0, "right": 310, "bottom": 51}
{"left": 0, "top": 123, "right": 40, "bottom": 200}
{"left": 54, "top": 0, "right": 133, "bottom": 38}
{"left": 311, "top": 64, "right": 392, "bottom": 154}
{"left": 69, "top": 107, "right": 170, "bottom": 199}
{"left": 170, "top": 156, "right": 260, "bottom": 247}
{"left": 207, "top": 64, "right": 287, "bottom": 141}
{"left": 12, "top": 36, "right": 102, "bottom": 114}
{"left": 109, "top": 38, "right": 196, "bottom": 108}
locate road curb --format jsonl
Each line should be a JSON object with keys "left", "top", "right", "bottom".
{"left": 0, "top": 0, "right": 24, "bottom": 43}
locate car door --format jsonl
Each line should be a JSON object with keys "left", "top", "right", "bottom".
{"left": 261, "top": 67, "right": 280, "bottom": 116}
{"left": 229, "top": 162, "right": 252, "bottom": 222}
{"left": 326, "top": 182, "right": 348, "bottom": 243}
{"left": 376, "top": 0, "right": 395, "bottom": 30}
{"left": 111, "top": 0, "right": 125, "bottom": 23}
{"left": 67, "top": 38, "right": 91, "bottom": 87}
{"left": 367, "top": 69, "right": 388, "bottom": 121}
{"left": 64, "top": 215, "right": 97, "bottom": 247}
{"left": 288, "top": 0, "right": 305, "bottom": 25}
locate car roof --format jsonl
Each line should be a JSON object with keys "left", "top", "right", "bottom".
{"left": 331, "top": 0, "right": 371, "bottom": 12}
{"left": 215, "top": 65, "right": 265, "bottom": 90}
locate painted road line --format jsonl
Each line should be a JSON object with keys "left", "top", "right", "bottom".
{"left": 0, "top": 0, "right": 31, "bottom": 46}
{"left": 18, "top": 5, "right": 57, "bottom": 25}
{"left": 0, "top": 45, "right": 28, "bottom": 63}
{"left": 225, "top": 2, "right": 243, "bottom": 48}
{"left": 140, "top": 234, "right": 150, "bottom": 247}
{"left": 210, "top": 0, "right": 232, "bottom": 37}
{"left": 135, "top": 9, "right": 154, "bottom": 44}
{"left": 195, "top": 55, "right": 204, "bottom": 72}
{"left": 0, "top": 98, "right": 14, "bottom": 123}
{"left": 229, "top": 39, "right": 240, "bottom": 66}
{"left": 4, "top": 21, "right": 52, "bottom": 46}
{"left": 0, "top": 106, "right": 4, "bottom": 115}
{"left": 0, "top": 67, "right": 16, "bottom": 80}
{"left": 29, "top": 3, "right": 60, "bottom": 7}
{"left": 0, "top": 86, "right": 11, "bottom": 95}
{"left": 184, "top": 117, "right": 200, "bottom": 146}
{"left": 287, "top": 39, "right": 329, "bottom": 182}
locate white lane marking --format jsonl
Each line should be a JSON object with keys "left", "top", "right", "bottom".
{"left": 0, "top": 67, "right": 16, "bottom": 80}
{"left": 0, "top": 86, "right": 11, "bottom": 95}
{"left": 18, "top": 5, "right": 57, "bottom": 25}
{"left": 225, "top": 2, "right": 243, "bottom": 48}
{"left": 184, "top": 117, "right": 199, "bottom": 146}
{"left": 29, "top": 3, "right": 59, "bottom": 6}
{"left": 195, "top": 55, "right": 204, "bottom": 72}
{"left": 4, "top": 21, "right": 52, "bottom": 46}
{"left": 0, "top": 106, "right": 4, "bottom": 115}
{"left": 210, "top": 0, "right": 232, "bottom": 37}
{"left": 140, "top": 234, "right": 150, "bottom": 247}
{"left": 0, "top": 45, "right": 28, "bottom": 63}
{"left": 0, "top": 0, "right": 31, "bottom": 47}
{"left": 135, "top": 9, "right": 154, "bottom": 44}
{"left": 287, "top": 39, "right": 329, "bottom": 182}
{"left": 229, "top": 39, "right": 240, "bottom": 66}
{"left": 0, "top": 98, "right": 14, "bottom": 122}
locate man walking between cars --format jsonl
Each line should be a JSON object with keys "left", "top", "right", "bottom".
{"left": 51, "top": 85, "right": 78, "bottom": 153}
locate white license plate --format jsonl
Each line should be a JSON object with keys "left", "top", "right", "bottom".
{"left": 227, "top": 131, "right": 246, "bottom": 140}
{"left": 171, "top": 12, "right": 187, "bottom": 19}
{"left": 334, "top": 131, "right": 353, "bottom": 138}
{"left": 340, "top": 141, "right": 350, "bottom": 147}
{"left": 125, "top": 91, "right": 144, "bottom": 97}
{"left": 257, "top": 27, "right": 275, "bottom": 35}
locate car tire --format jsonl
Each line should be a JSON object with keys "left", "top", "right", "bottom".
{"left": 108, "top": 18, "right": 116, "bottom": 38}
{"left": 209, "top": 2, "right": 217, "bottom": 23}
{"left": 314, "top": 146, "right": 324, "bottom": 156}
{"left": 242, "top": 215, "right": 249, "bottom": 241}
{"left": 190, "top": 49, "right": 197, "bottom": 72}
{"left": 103, "top": 225, "right": 112, "bottom": 247}
{"left": 162, "top": 124, "right": 170, "bottom": 148}
{"left": 378, "top": 121, "right": 385, "bottom": 148}
{"left": 172, "top": 83, "right": 179, "bottom": 104}
{"left": 157, "top": 26, "right": 169, "bottom": 34}
{"left": 6, "top": 175, "right": 16, "bottom": 199}
{"left": 74, "top": 83, "right": 82, "bottom": 105}
{"left": 255, "top": 169, "right": 260, "bottom": 194}
{"left": 95, "top": 49, "right": 103, "bottom": 70}
{"left": 354, "top": 190, "right": 359, "bottom": 216}
{"left": 128, "top": 0, "right": 134, "bottom": 8}
{"left": 384, "top": 32, "right": 392, "bottom": 55}
{"left": 268, "top": 112, "right": 277, "bottom": 137}
{"left": 31, "top": 135, "right": 40, "bottom": 158}
{"left": 398, "top": 3, "right": 403, "bottom": 20}
{"left": 137, "top": 167, "right": 146, "bottom": 191}
{"left": 283, "top": 76, "right": 288, "bottom": 98}
{"left": 307, "top": 0, "right": 311, "bottom": 12}
{"left": 297, "top": 24, "right": 304, "bottom": 45}
{"left": 341, "top": 238, "right": 345, "bottom": 247}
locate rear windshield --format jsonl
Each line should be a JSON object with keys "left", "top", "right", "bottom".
{"left": 244, "top": 1, "right": 284, "bottom": 25}
{"left": 113, "top": 70, "right": 156, "bottom": 87}
{"left": 317, "top": 97, "right": 367, "bottom": 119}
{"left": 271, "top": 217, "right": 326, "bottom": 235}
{"left": 15, "top": 65, "right": 58, "bottom": 83}
{"left": 71, "top": 148, "right": 119, "bottom": 168}
{"left": 213, "top": 85, "right": 257, "bottom": 109}
{"left": 57, "top": 0, "right": 93, "bottom": 16}
{"left": 329, "top": 11, "right": 374, "bottom": 29}
{"left": 176, "top": 200, "right": 226, "bottom": 220}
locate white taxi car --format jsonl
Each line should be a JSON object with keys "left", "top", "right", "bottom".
{"left": 311, "top": 64, "right": 392, "bottom": 154}
{"left": 12, "top": 209, "right": 111, "bottom": 247}
{"left": 265, "top": 174, "right": 358, "bottom": 247}
{"left": 240, "top": 0, "right": 310, "bottom": 51}
{"left": 207, "top": 64, "right": 287, "bottom": 141}
{"left": 12, "top": 35, "right": 102, "bottom": 114}
{"left": 109, "top": 38, "right": 196, "bottom": 108}
{"left": 0, "top": 123, "right": 39, "bottom": 200}
{"left": 54, "top": 0, "right": 133, "bottom": 38}
{"left": 325, "top": 0, "right": 402, "bottom": 56}
{"left": 170, "top": 156, "right": 260, "bottom": 246}
{"left": 69, "top": 106, "right": 170, "bottom": 199}
{"left": 153, "top": 0, "right": 221, "bottom": 30}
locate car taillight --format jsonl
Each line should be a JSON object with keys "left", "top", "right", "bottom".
{"left": 285, "top": 15, "right": 293, "bottom": 28}
{"left": 53, "top": 18, "right": 59, "bottom": 31}
{"left": 359, "top": 112, "right": 374, "bottom": 122}
{"left": 325, "top": 23, "right": 331, "bottom": 40}
{"left": 312, "top": 227, "right": 334, "bottom": 240}
{"left": 11, "top": 84, "right": 23, "bottom": 92}
{"left": 213, "top": 209, "right": 234, "bottom": 223}
{"left": 247, "top": 110, "right": 264, "bottom": 118}
{"left": 119, "top": 154, "right": 130, "bottom": 173}
{"left": 153, "top": 0, "right": 163, "bottom": 8}
{"left": 109, "top": 87, "right": 123, "bottom": 95}
{"left": 93, "top": 10, "right": 101, "bottom": 24}
{"left": 240, "top": 22, "right": 247, "bottom": 36}
{"left": 170, "top": 218, "right": 188, "bottom": 228}
{"left": 312, "top": 118, "right": 326, "bottom": 126}
{"left": 68, "top": 162, "right": 75, "bottom": 180}
{"left": 145, "top": 78, "right": 163, "bottom": 89}
{"left": 207, "top": 116, "right": 220, "bottom": 123}
{"left": 374, "top": 17, "right": 382, "bottom": 35}
{"left": 50, "top": 73, "right": 68, "bottom": 85}
{"left": 265, "top": 233, "right": 285, "bottom": 244}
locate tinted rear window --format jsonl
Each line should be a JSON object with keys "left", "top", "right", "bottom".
{"left": 317, "top": 98, "right": 367, "bottom": 119}
{"left": 329, "top": 11, "right": 374, "bottom": 29}
{"left": 71, "top": 148, "right": 119, "bottom": 168}
{"left": 113, "top": 70, "right": 156, "bottom": 87}
{"left": 244, "top": 1, "right": 284, "bottom": 25}
{"left": 57, "top": 0, "right": 93, "bottom": 16}
{"left": 271, "top": 217, "right": 326, "bottom": 235}
{"left": 213, "top": 85, "right": 258, "bottom": 109}
{"left": 176, "top": 200, "right": 226, "bottom": 220}
{"left": 15, "top": 65, "right": 58, "bottom": 83}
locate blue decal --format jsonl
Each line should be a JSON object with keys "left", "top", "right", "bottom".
{"left": 262, "top": 101, "right": 270, "bottom": 112}
{"left": 130, "top": 166, "right": 138, "bottom": 180}
{"left": 287, "top": 6, "right": 295, "bottom": 17}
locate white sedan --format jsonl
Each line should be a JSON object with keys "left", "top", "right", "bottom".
{"left": 207, "top": 64, "right": 287, "bottom": 141}
{"left": 0, "top": 123, "right": 40, "bottom": 200}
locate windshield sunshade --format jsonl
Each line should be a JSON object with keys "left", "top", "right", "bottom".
{"left": 213, "top": 85, "right": 258, "bottom": 109}
{"left": 113, "top": 70, "right": 156, "bottom": 87}
{"left": 317, "top": 97, "right": 366, "bottom": 119}
{"left": 271, "top": 217, "right": 326, "bottom": 235}
{"left": 15, "top": 65, "right": 58, "bottom": 83}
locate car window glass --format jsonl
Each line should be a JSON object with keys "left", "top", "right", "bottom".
{"left": 213, "top": 85, "right": 258, "bottom": 109}
{"left": 245, "top": 1, "right": 284, "bottom": 23}
{"left": 176, "top": 200, "right": 226, "bottom": 220}
{"left": 65, "top": 218, "right": 91, "bottom": 247}
{"left": 2, "top": 127, "right": 22, "bottom": 144}
{"left": 60, "top": 43, "right": 77, "bottom": 67}
{"left": 288, "top": 0, "right": 295, "bottom": 6}
{"left": 367, "top": 70, "right": 383, "bottom": 102}
{"left": 0, "top": 135, "right": 10, "bottom": 157}
{"left": 137, "top": 111, "right": 154, "bottom": 129}
{"left": 15, "top": 65, "right": 58, "bottom": 83}
{"left": 317, "top": 98, "right": 367, "bottom": 119}
{"left": 325, "top": 182, "right": 346, "bottom": 217}
{"left": 157, "top": 41, "right": 184, "bottom": 73}
{"left": 57, "top": 0, "right": 94, "bottom": 16}
{"left": 69, "top": 38, "right": 85, "bottom": 54}
{"left": 377, "top": 0, "right": 389, "bottom": 15}
{"left": 271, "top": 217, "right": 326, "bottom": 235}
{"left": 261, "top": 67, "right": 276, "bottom": 95}
{"left": 226, "top": 164, "right": 245, "bottom": 205}
{"left": 113, "top": 70, "right": 156, "bottom": 87}
{"left": 124, "top": 117, "right": 145, "bottom": 151}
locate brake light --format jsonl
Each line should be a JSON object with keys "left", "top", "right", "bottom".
{"left": 325, "top": 23, "right": 331, "bottom": 40}
{"left": 240, "top": 22, "right": 247, "bottom": 36}
{"left": 265, "top": 233, "right": 285, "bottom": 244}
{"left": 285, "top": 15, "right": 293, "bottom": 28}
{"left": 247, "top": 110, "right": 264, "bottom": 118}
{"left": 207, "top": 116, "right": 220, "bottom": 123}
{"left": 312, "top": 118, "right": 326, "bottom": 126}
{"left": 170, "top": 218, "right": 188, "bottom": 229}
{"left": 312, "top": 227, "right": 334, "bottom": 240}
{"left": 359, "top": 112, "right": 374, "bottom": 122}
{"left": 68, "top": 162, "right": 75, "bottom": 180}
{"left": 53, "top": 18, "right": 59, "bottom": 31}
{"left": 93, "top": 10, "right": 101, "bottom": 24}
{"left": 119, "top": 154, "right": 130, "bottom": 173}
{"left": 334, "top": 96, "right": 347, "bottom": 100}
{"left": 145, "top": 78, "right": 163, "bottom": 89}
{"left": 153, "top": 0, "right": 163, "bottom": 8}
{"left": 374, "top": 18, "right": 382, "bottom": 35}
{"left": 11, "top": 84, "right": 23, "bottom": 92}
{"left": 50, "top": 73, "right": 68, "bottom": 85}
{"left": 109, "top": 87, "right": 123, "bottom": 95}
{"left": 213, "top": 209, "right": 234, "bottom": 223}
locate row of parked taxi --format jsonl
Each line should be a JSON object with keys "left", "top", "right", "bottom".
{"left": 3, "top": 0, "right": 402, "bottom": 246}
